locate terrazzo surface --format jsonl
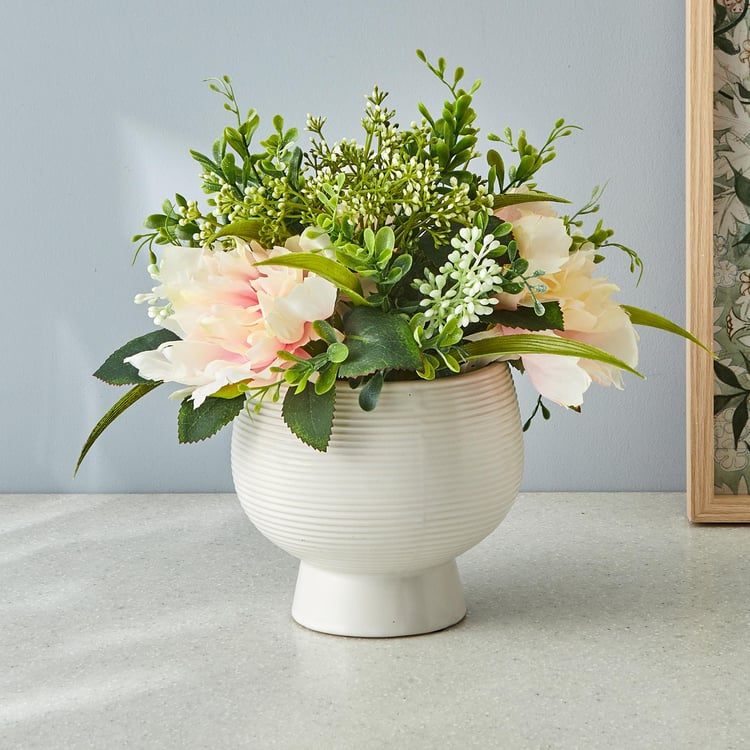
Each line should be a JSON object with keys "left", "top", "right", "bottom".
{"left": 2, "top": 492, "right": 749, "bottom": 749}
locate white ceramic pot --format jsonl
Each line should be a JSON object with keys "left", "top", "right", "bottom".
{"left": 231, "top": 362, "right": 523, "bottom": 637}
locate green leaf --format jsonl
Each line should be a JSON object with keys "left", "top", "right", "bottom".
{"left": 358, "top": 371, "right": 384, "bottom": 411}
{"left": 313, "top": 319, "right": 339, "bottom": 344}
{"left": 94, "top": 329, "right": 180, "bottom": 385}
{"left": 282, "top": 385, "right": 335, "bottom": 451}
{"left": 75, "top": 382, "right": 162, "bottom": 475}
{"left": 314, "top": 364, "right": 339, "bottom": 394}
{"left": 621, "top": 305, "right": 714, "bottom": 356}
{"left": 254, "top": 253, "right": 368, "bottom": 305}
{"left": 487, "top": 302, "right": 564, "bottom": 331}
{"left": 492, "top": 191, "right": 570, "bottom": 210}
{"left": 189, "top": 149, "right": 221, "bottom": 176}
{"left": 212, "top": 219, "right": 264, "bottom": 242}
{"left": 462, "top": 333, "right": 643, "bottom": 379}
{"left": 144, "top": 213, "right": 171, "bottom": 230}
{"left": 177, "top": 395, "right": 246, "bottom": 443}
{"left": 339, "top": 307, "right": 423, "bottom": 378}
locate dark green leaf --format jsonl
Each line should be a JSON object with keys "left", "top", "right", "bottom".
{"left": 339, "top": 307, "right": 423, "bottom": 378}
{"left": 177, "top": 395, "right": 246, "bottom": 443}
{"left": 75, "top": 382, "right": 162, "bottom": 475}
{"left": 282, "top": 385, "right": 335, "bottom": 451}
{"left": 358, "top": 371, "right": 384, "bottom": 411}
{"left": 487, "top": 302, "right": 564, "bottom": 331}
{"left": 94, "top": 329, "right": 180, "bottom": 385}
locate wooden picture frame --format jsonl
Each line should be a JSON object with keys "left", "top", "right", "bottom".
{"left": 687, "top": 0, "right": 750, "bottom": 521}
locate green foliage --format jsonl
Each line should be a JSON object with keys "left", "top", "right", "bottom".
{"left": 338, "top": 307, "right": 423, "bottom": 378}
{"left": 177, "top": 395, "right": 246, "bottom": 443}
{"left": 72, "top": 50, "right": 710, "bottom": 468}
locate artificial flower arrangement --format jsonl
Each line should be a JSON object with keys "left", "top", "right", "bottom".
{"left": 77, "top": 52, "right": 703, "bottom": 470}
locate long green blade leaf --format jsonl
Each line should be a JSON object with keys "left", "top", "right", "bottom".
{"left": 254, "top": 254, "right": 369, "bottom": 305}
{"left": 463, "top": 334, "right": 643, "bottom": 378}
{"left": 621, "top": 305, "right": 714, "bottom": 356}
{"left": 493, "top": 191, "right": 571, "bottom": 210}
{"left": 75, "top": 382, "right": 162, "bottom": 476}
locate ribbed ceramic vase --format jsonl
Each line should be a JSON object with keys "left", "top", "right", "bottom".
{"left": 231, "top": 362, "right": 523, "bottom": 637}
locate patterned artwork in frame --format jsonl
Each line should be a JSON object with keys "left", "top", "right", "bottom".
{"left": 687, "top": 0, "right": 750, "bottom": 520}
{"left": 713, "top": 0, "right": 750, "bottom": 495}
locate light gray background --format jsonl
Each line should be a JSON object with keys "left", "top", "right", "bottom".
{"left": 1, "top": 0, "right": 686, "bottom": 493}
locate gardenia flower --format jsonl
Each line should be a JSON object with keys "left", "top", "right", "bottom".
{"left": 125, "top": 234, "right": 337, "bottom": 407}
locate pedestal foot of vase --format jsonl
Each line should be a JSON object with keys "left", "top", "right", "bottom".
{"left": 291, "top": 560, "right": 466, "bottom": 637}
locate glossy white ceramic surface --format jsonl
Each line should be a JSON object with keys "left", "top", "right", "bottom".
{"left": 231, "top": 363, "right": 523, "bottom": 636}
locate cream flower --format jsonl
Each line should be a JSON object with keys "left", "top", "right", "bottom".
{"left": 493, "top": 198, "right": 572, "bottom": 311}
{"left": 125, "top": 235, "right": 337, "bottom": 406}
{"left": 495, "top": 243, "right": 639, "bottom": 407}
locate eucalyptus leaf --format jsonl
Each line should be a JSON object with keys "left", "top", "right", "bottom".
{"left": 358, "top": 371, "right": 384, "bottom": 411}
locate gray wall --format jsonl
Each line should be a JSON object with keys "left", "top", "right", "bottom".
{"left": 1, "top": 1, "right": 686, "bottom": 493}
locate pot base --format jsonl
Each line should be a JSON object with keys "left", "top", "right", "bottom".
{"left": 291, "top": 560, "right": 467, "bottom": 637}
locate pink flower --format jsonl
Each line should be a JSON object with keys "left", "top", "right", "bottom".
{"left": 126, "top": 235, "right": 337, "bottom": 406}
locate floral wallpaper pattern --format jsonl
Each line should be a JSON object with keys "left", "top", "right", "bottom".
{"left": 713, "top": 0, "right": 750, "bottom": 493}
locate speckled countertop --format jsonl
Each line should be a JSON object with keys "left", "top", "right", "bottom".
{"left": 2, "top": 492, "right": 749, "bottom": 749}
